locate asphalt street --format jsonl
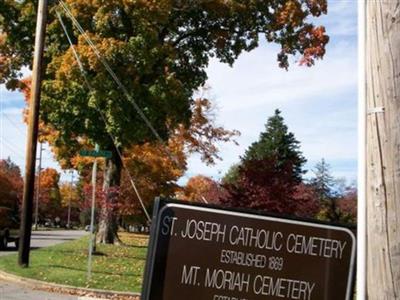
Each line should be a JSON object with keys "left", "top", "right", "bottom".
{"left": 0, "top": 230, "right": 90, "bottom": 299}
{"left": 0, "top": 230, "right": 87, "bottom": 257}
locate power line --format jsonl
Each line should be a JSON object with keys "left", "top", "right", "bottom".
{"left": 57, "top": 10, "right": 151, "bottom": 222}
{"left": 57, "top": 0, "right": 179, "bottom": 167}
{"left": 58, "top": 0, "right": 164, "bottom": 145}
{"left": 2, "top": 113, "right": 26, "bottom": 137}
{"left": 0, "top": 140, "right": 25, "bottom": 160}
{"left": 0, "top": 136, "right": 26, "bottom": 157}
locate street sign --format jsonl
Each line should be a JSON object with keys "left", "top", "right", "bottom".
{"left": 142, "top": 199, "right": 356, "bottom": 300}
{"left": 79, "top": 149, "right": 112, "bottom": 158}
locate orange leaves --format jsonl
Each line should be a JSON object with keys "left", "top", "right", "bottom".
{"left": 56, "top": 35, "right": 124, "bottom": 81}
{"left": 178, "top": 175, "right": 225, "bottom": 204}
{"left": 174, "top": 96, "right": 240, "bottom": 165}
{"left": 299, "top": 26, "right": 329, "bottom": 67}
{"left": 0, "top": 159, "right": 23, "bottom": 209}
{"left": 275, "top": 0, "right": 327, "bottom": 27}
{"left": 276, "top": 0, "right": 305, "bottom": 28}
{"left": 39, "top": 168, "right": 60, "bottom": 189}
{"left": 35, "top": 168, "right": 62, "bottom": 217}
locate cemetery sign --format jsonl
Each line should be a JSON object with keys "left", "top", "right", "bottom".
{"left": 142, "top": 199, "right": 356, "bottom": 300}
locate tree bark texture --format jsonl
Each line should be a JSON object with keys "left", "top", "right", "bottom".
{"left": 366, "top": 1, "right": 400, "bottom": 299}
{"left": 96, "top": 148, "right": 122, "bottom": 245}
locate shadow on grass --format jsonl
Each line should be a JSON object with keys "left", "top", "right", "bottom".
{"left": 47, "top": 264, "right": 143, "bottom": 277}
{"left": 39, "top": 248, "right": 84, "bottom": 255}
{"left": 111, "top": 254, "right": 146, "bottom": 261}
{"left": 122, "top": 244, "right": 148, "bottom": 249}
{"left": 0, "top": 246, "right": 40, "bottom": 253}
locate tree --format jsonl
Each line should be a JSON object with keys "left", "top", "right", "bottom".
{"left": 292, "top": 183, "right": 320, "bottom": 218}
{"left": 59, "top": 181, "right": 80, "bottom": 224}
{"left": 178, "top": 175, "right": 227, "bottom": 204}
{"left": 310, "top": 159, "right": 357, "bottom": 223}
{"left": 1, "top": 0, "right": 329, "bottom": 243}
{"left": 309, "top": 159, "right": 338, "bottom": 220}
{"left": 0, "top": 158, "right": 23, "bottom": 211}
{"left": 221, "top": 157, "right": 301, "bottom": 214}
{"left": 243, "top": 109, "right": 306, "bottom": 183}
{"left": 222, "top": 164, "right": 240, "bottom": 186}
{"left": 221, "top": 110, "right": 312, "bottom": 216}
{"left": 35, "top": 168, "right": 62, "bottom": 221}
{"left": 337, "top": 187, "right": 356, "bottom": 224}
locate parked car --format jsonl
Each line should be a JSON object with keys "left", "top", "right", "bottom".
{"left": 0, "top": 206, "right": 20, "bottom": 250}
{"left": 85, "top": 225, "right": 97, "bottom": 232}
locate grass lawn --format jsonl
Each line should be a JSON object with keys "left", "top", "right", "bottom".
{"left": 0, "top": 232, "right": 148, "bottom": 293}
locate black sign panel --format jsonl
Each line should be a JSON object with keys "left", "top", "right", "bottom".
{"left": 142, "top": 200, "right": 356, "bottom": 300}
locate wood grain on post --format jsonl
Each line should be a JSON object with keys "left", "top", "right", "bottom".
{"left": 18, "top": 0, "right": 48, "bottom": 267}
{"left": 366, "top": 0, "right": 400, "bottom": 298}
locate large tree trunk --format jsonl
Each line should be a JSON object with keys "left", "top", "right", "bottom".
{"left": 366, "top": 1, "right": 400, "bottom": 298}
{"left": 96, "top": 147, "right": 122, "bottom": 244}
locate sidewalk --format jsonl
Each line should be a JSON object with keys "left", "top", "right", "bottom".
{"left": 0, "top": 278, "right": 79, "bottom": 300}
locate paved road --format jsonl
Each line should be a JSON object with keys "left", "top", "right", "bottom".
{"left": 0, "top": 230, "right": 92, "bottom": 299}
{"left": 0, "top": 230, "right": 87, "bottom": 257}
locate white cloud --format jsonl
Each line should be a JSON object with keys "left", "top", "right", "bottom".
{"left": 182, "top": 1, "right": 358, "bottom": 184}
{"left": 1, "top": 0, "right": 358, "bottom": 186}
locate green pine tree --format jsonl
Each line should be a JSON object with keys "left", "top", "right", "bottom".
{"left": 243, "top": 109, "right": 306, "bottom": 183}
{"left": 310, "top": 159, "right": 341, "bottom": 222}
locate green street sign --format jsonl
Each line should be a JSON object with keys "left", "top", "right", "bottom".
{"left": 79, "top": 149, "right": 112, "bottom": 158}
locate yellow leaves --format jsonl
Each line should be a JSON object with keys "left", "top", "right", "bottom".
{"left": 56, "top": 34, "right": 125, "bottom": 82}
{"left": 178, "top": 175, "right": 215, "bottom": 202}
{"left": 275, "top": 0, "right": 305, "bottom": 28}
{"left": 39, "top": 168, "right": 60, "bottom": 189}
{"left": 60, "top": 183, "right": 80, "bottom": 207}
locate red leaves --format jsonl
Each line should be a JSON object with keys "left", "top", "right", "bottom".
{"left": 220, "top": 157, "right": 320, "bottom": 218}
{"left": 0, "top": 159, "right": 23, "bottom": 210}
{"left": 298, "top": 26, "right": 329, "bottom": 67}
{"left": 221, "top": 157, "right": 300, "bottom": 215}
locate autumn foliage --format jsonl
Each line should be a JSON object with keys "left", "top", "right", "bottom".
{"left": 35, "top": 168, "right": 62, "bottom": 220}
{"left": 1, "top": 0, "right": 330, "bottom": 233}
{"left": 0, "top": 158, "right": 23, "bottom": 211}
{"left": 220, "top": 157, "right": 306, "bottom": 215}
{"left": 178, "top": 175, "right": 227, "bottom": 204}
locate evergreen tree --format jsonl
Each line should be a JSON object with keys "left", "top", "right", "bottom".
{"left": 310, "top": 159, "right": 341, "bottom": 222}
{"left": 221, "top": 110, "right": 312, "bottom": 216}
{"left": 222, "top": 164, "right": 240, "bottom": 186}
{"left": 310, "top": 159, "right": 335, "bottom": 199}
{"left": 243, "top": 109, "right": 306, "bottom": 183}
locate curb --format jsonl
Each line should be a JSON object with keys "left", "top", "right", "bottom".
{"left": 0, "top": 270, "right": 141, "bottom": 299}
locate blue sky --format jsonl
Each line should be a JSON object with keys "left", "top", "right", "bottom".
{"left": 183, "top": 0, "right": 358, "bottom": 184}
{"left": 0, "top": 0, "right": 357, "bottom": 185}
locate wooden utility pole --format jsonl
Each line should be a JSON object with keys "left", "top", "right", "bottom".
{"left": 366, "top": 0, "right": 400, "bottom": 298}
{"left": 18, "top": 0, "right": 48, "bottom": 267}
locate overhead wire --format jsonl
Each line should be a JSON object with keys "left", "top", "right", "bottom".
{"left": 57, "top": 0, "right": 180, "bottom": 167}
{"left": 1, "top": 135, "right": 25, "bottom": 156}
{"left": 2, "top": 113, "right": 26, "bottom": 137}
{"left": 56, "top": 10, "right": 151, "bottom": 222}
{"left": 59, "top": 0, "right": 163, "bottom": 144}
{"left": 0, "top": 139, "right": 25, "bottom": 160}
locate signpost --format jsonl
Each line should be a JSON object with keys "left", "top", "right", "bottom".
{"left": 79, "top": 149, "right": 112, "bottom": 159}
{"left": 142, "top": 199, "right": 356, "bottom": 300}
{"left": 79, "top": 147, "right": 111, "bottom": 279}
